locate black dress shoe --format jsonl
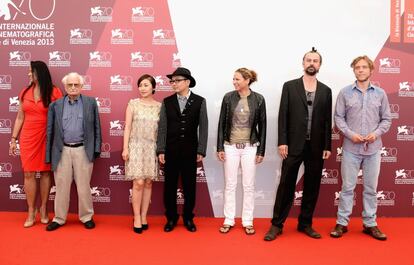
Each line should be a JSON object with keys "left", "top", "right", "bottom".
{"left": 133, "top": 226, "right": 143, "bottom": 234}
{"left": 83, "top": 219, "right": 95, "bottom": 229}
{"left": 362, "top": 225, "right": 387, "bottom": 241}
{"left": 46, "top": 221, "right": 62, "bottom": 231}
{"left": 264, "top": 225, "right": 282, "bottom": 241}
{"left": 142, "top": 224, "right": 149, "bottom": 230}
{"left": 164, "top": 220, "right": 176, "bottom": 232}
{"left": 184, "top": 220, "right": 197, "bottom": 232}
{"left": 297, "top": 226, "right": 321, "bottom": 239}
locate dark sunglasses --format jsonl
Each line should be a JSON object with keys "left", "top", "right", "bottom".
{"left": 306, "top": 92, "right": 312, "bottom": 106}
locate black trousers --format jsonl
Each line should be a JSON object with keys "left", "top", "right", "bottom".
{"left": 271, "top": 141, "right": 324, "bottom": 228}
{"left": 164, "top": 152, "right": 197, "bottom": 222}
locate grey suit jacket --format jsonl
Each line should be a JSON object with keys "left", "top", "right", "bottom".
{"left": 45, "top": 94, "right": 102, "bottom": 171}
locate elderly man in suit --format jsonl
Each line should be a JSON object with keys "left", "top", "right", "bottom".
{"left": 157, "top": 67, "right": 208, "bottom": 232}
{"left": 45, "top": 72, "right": 102, "bottom": 231}
{"left": 264, "top": 48, "right": 332, "bottom": 241}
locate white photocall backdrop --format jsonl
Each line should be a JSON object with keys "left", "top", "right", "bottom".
{"left": 169, "top": 0, "right": 390, "bottom": 217}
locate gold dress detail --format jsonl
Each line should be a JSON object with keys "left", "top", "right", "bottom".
{"left": 125, "top": 99, "right": 161, "bottom": 180}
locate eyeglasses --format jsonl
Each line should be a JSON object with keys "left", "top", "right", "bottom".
{"left": 169, "top": 78, "right": 187, "bottom": 85}
{"left": 66, "top": 83, "right": 81, "bottom": 88}
{"left": 306, "top": 92, "right": 313, "bottom": 106}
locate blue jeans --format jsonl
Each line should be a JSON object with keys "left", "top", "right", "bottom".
{"left": 337, "top": 149, "right": 381, "bottom": 227}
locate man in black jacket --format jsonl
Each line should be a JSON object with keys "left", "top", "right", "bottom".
{"left": 264, "top": 48, "right": 332, "bottom": 241}
{"left": 157, "top": 67, "right": 208, "bottom": 232}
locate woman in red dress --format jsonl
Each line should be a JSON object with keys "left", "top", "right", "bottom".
{"left": 9, "top": 61, "right": 63, "bottom": 228}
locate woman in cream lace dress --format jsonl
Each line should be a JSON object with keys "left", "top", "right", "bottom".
{"left": 122, "top": 74, "right": 161, "bottom": 234}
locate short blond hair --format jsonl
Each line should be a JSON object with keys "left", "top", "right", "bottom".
{"left": 350, "top": 55, "right": 375, "bottom": 71}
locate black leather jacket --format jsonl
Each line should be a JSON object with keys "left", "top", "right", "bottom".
{"left": 217, "top": 90, "right": 266, "bottom": 156}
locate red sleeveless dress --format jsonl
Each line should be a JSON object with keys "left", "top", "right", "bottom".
{"left": 19, "top": 86, "right": 63, "bottom": 171}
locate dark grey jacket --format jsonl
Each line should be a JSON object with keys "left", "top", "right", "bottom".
{"left": 45, "top": 95, "right": 102, "bottom": 171}
{"left": 217, "top": 90, "right": 267, "bottom": 156}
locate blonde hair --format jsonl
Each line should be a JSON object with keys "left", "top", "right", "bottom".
{"left": 350, "top": 55, "right": 375, "bottom": 71}
{"left": 235, "top": 68, "right": 257, "bottom": 85}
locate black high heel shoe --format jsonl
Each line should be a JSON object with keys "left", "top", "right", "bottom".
{"left": 133, "top": 226, "right": 143, "bottom": 234}
{"left": 133, "top": 219, "right": 143, "bottom": 233}
{"left": 142, "top": 224, "right": 149, "bottom": 230}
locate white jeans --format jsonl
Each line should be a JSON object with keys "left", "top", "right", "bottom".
{"left": 223, "top": 144, "right": 257, "bottom": 227}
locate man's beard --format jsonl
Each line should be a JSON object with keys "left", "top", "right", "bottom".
{"left": 305, "top": 66, "right": 318, "bottom": 76}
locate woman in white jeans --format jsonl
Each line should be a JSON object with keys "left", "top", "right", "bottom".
{"left": 217, "top": 68, "right": 267, "bottom": 235}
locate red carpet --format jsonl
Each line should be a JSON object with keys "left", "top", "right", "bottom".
{"left": 0, "top": 212, "right": 412, "bottom": 265}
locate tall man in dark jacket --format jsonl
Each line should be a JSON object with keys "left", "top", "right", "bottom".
{"left": 264, "top": 48, "right": 332, "bottom": 241}
{"left": 157, "top": 67, "right": 208, "bottom": 232}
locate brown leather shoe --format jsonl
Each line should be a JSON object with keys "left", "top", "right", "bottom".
{"left": 264, "top": 225, "right": 282, "bottom": 241}
{"left": 298, "top": 226, "right": 321, "bottom": 239}
{"left": 363, "top": 225, "right": 387, "bottom": 241}
{"left": 330, "top": 224, "right": 348, "bottom": 238}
